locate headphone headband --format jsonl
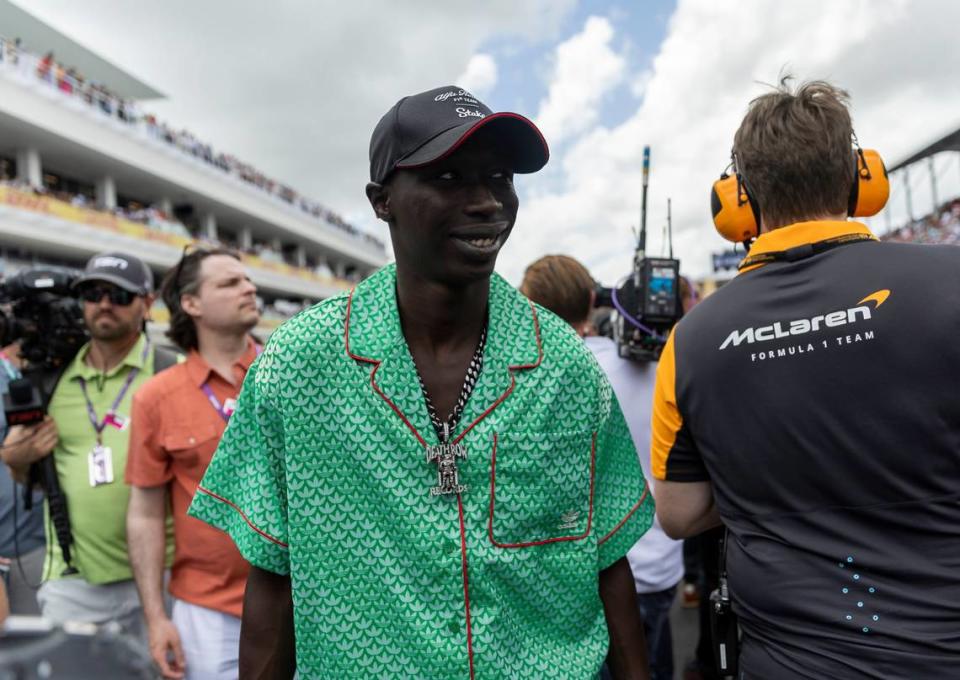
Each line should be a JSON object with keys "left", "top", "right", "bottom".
{"left": 711, "top": 138, "right": 889, "bottom": 244}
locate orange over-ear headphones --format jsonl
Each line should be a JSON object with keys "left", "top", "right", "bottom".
{"left": 710, "top": 139, "right": 889, "bottom": 243}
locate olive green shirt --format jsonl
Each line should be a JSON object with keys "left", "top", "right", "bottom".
{"left": 46, "top": 335, "right": 172, "bottom": 583}
{"left": 190, "top": 264, "right": 654, "bottom": 679}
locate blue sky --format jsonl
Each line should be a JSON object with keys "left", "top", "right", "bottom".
{"left": 489, "top": 0, "right": 674, "bottom": 130}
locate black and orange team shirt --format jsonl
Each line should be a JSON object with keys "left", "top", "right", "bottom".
{"left": 650, "top": 220, "right": 960, "bottom": 679}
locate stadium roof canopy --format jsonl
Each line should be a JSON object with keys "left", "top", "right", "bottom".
{"left": 0, "top": 0, "right": 164, "bottom": 100}
{"left": 889, "top": 125, "right": 960, "bottom": 173}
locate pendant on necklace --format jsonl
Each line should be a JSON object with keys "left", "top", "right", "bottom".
{"left": 426, "top": 440, "right": 467, "bottom": 496}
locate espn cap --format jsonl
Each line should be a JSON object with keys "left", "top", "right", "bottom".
{"left": 73, "top": 252, "right": 154, "bottom": 295}
{"left": 369, "top": 86, "right": 549, "bottom": 184}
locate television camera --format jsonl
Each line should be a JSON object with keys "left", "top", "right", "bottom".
{"left": 595, "top": 146, "right": 683, "bottom": 362}
{"left": 1, "top": 267, "right": 89, "bottom": 575}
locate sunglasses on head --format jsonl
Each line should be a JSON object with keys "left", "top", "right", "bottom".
{"left": 78, "top": 285, "right": 138, "bottom": 306}
{"left": 171, "top": 243, "right": 215, "bottom": 291}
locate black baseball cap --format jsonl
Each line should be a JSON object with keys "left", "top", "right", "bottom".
{"left": 73, "top": 252, "right": 154, "bottom": 295}
{"left": 369, "top": 86, "right": 549, "bottom": 184}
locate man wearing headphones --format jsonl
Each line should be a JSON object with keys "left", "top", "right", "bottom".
{"left": 652, "top": 79, "right": 960, "bottom": 678}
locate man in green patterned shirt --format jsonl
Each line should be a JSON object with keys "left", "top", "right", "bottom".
{"left": 190, "top": 86, "right": 655, "bottom": 679}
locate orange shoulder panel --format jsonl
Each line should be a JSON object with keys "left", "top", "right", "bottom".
{"left": 651, "top": 329, "right": 683, "bottom": 480}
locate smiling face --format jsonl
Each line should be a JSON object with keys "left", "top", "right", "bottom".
{"left": 371, "top": 128, "right": 520, "bottom": 287}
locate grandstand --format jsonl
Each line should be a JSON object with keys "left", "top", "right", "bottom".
{"left": 878, "top": 124, "right": 960, "bottom": 246}
{"left": 0, "top": 0, "right": 387, "bottom": 335}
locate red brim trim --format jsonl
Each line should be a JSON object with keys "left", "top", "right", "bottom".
{"left": 396, "top": 112, "right": 549, "bottom": 173}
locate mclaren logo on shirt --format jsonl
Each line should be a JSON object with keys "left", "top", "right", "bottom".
{"left": 719, "top": 289, "right": 889, "bottom": 350}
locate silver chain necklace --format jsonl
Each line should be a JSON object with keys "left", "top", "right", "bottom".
{"left": 416, "top": 324, "right": 487, "bottom": 497}
{"left": 416, "top": 324, "right": 486, "bottom": 443}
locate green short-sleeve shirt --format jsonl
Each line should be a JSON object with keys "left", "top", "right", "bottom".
{"left": 190, "top": 264, "right": 653, "bottom": 679}
{"left": 46, "top": 335, "right": 173, "bottom": 583}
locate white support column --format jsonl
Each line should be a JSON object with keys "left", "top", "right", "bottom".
{"left": 15, "top": 148, "right": 41, "bottom": 189}
{"left": 294, "top": 244, "right": 307, "bottom": 268}
{"left": 239, "top": 226, "right": 253, "bottom": 251}
{"left": 271, "top": 237, "right": 283, "bottom": 252}
{"left": 334, "top": 261, "right": 346, "bottom": 279}
{"left": 903, "top": 165, "right": 914, "bottom": 222}
{"left": 95, "top": 176, "right": 117, "bottom": 210}
{"left": 158, "top": 197, "right": 174, "bottom": 217}
{"left": 927, "top": 155, "right": 939, "bottom": 213}
{"left": 201, "top": 213, "right": 218, "bottom": 241}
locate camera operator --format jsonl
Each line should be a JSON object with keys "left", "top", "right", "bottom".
{"left": 521, "top": 255, "right": 682, "bottom": 680}
{"left": 652, "top": 79, "right": 960, "bottom": 678}
{"left": 1, "top": 252, "right": 172, "bottom": 639}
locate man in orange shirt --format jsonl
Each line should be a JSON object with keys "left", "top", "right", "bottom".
{"left": 126, "top": 247, "right": 260, "bottom": 679}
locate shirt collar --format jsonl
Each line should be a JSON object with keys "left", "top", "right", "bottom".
{"left": 740, "top": 220, "right": 876, "bottom": 274}
{"left": 70, "top": 333, "right": 149, "bottom": 381}
{"left": 345, "top": 263, "right": 542, "bottom": 369}
{"left": 186, "top": 336, "right": 259, "bottom": 387}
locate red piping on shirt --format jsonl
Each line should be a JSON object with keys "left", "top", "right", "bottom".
{"left": 452, "top": 300, "right": 543, "bottom": 444}
{"left": 457, "top": 494, "right": 476, "bottom": 680}
{"left": 597, "top": 480, "right": 650, "bottom": 546}
{"left": 487, "top": 432, "right": 597, "bottom": 548}
{"left": 195, "top": 485, "right": 289, "bottom": 548}
{"left": 345, "top": 291, "right": 544, "bottom": 448}
{"left": 345, "top": 289, "right": 545, "bottom": 676}
{"left": 344, "top": 288, "right": 428, "bottom": 447}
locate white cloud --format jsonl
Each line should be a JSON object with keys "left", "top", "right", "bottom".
{"left": 456, "top": 53, "right": 498, "bottom": 99}
{"left": 630, "top": 69, "right": 651, "bottom": 99}
{"left": 502, "top": 0, "right": 960, "bottom": 286}
{"left": 534, "top": 16, "right": 626, "bottom": 145}
{"left": 17, "top": 0, "right": 577, "bottom": 245}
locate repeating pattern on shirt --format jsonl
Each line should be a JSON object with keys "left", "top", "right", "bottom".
{"left": 189, "top": 263, "right": 654, "bottom": 680}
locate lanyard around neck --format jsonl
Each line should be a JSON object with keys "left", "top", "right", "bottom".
{"left": 77, "top": 340, "right": 150, "bottom": 444}
{"left": 200, "top": 344, "right": 261, "bottom": 422}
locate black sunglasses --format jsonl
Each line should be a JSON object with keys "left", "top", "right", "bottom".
{"left": 78, "top": 285, "right": 138, "bottom": 306}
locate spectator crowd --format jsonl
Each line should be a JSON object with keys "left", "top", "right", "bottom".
{"left": 0, "top": 34, "right": 384, "bottom": 253}
{"left": 881, "top": 196, "right": 960, "bottom": 245}
{"left": 0, "top": 176, "right": 361, "bottom": 285}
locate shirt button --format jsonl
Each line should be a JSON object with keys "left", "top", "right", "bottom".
{"left": 448, "top": 621, "right": 459, "bottom": 635}
{"left": 188, "top": 437, "right": 196, "bottom": 444}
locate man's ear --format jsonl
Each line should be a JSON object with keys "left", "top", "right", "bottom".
{"left": 365, "top": 182, "right": 391, "bottom": 223}
{"left": 142, "top": 293, "right": 156, "bottom": 321}
{"left": 179, "top": 292, "right": 201, "bottom": 318}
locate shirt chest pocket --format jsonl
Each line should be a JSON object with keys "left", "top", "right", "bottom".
{"left": 488, "top": 429, "right": 596, "bottom": 548}
{"left": 163, "top": 422, "right": 221, "bottom": 470}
